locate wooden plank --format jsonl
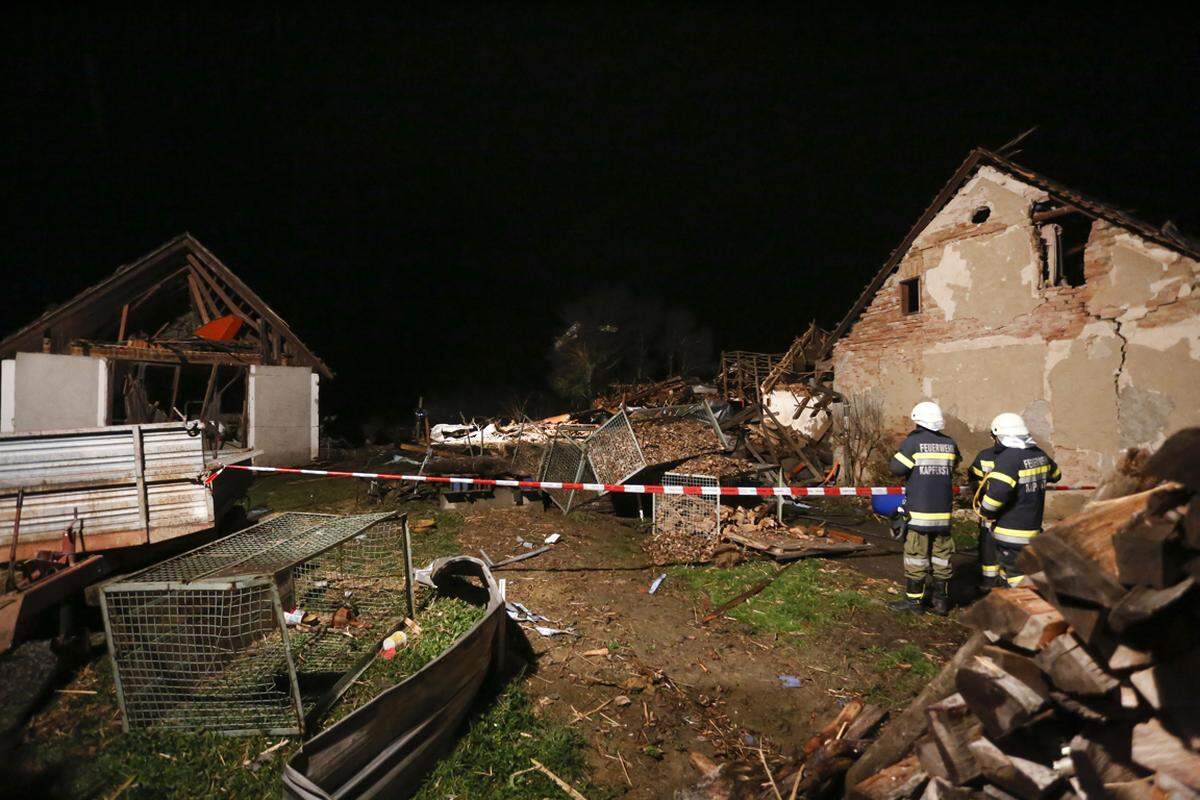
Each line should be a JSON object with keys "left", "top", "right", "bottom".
{"left": 1027, "top": 533, "right": 1127, "bottom": 607}
{"left": 187, "top": 266, "right": 222, "bottom": 323}
{"left": 117, "top": 303, "right": 129, "bottom": 341}
{"left": 186, "top": 272, "right": 212, "bottom": 324}
{"left": 967, "top": 737, "right": 1063, "bottom": 800}
{"left": 1109, "top": 578, "right": 1194, "bottom": 632}
{"left": 186, "top": 256, "right": 261, "bottom": 333}
{"left": 72, "top": 342, "right": 262, "bottom": 367}
{"left": 925, "top": 693, "right": 982, "bottom": 785}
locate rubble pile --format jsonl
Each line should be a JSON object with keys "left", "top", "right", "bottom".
{"left": 634, "top": 416, "right": 725, "bottom": 464}
{"left": 845, "top": 427, "right": 1200, "bottom": 800}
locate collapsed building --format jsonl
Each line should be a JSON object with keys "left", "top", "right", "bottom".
{"left": 827, "top": 148, "right": 1200, "bottom": 514}
{"left": 0, "top": 233, "right": 331, "bottom": 465}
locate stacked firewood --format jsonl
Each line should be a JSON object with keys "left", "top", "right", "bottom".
{"left": 847, "top": 428, "right": 1200, "bottom": 800}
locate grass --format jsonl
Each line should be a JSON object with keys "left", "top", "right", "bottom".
{"left": 247, "top": 474, "right": 366, "bottom": 512}
{"left": 668, "top": 559, "right": 872, "bottom": 635}
{"left": 951, "top": 516, "right": 979, "bottom": 553}
{"left": 865, "top": 643, "right": 940, "bottom": 708}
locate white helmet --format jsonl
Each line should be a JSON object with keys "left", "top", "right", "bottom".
{"left": 911, "top": 401, "right": 945, "bottom": 431}
{"left": 991, "top": 412, "right": 1029, "bottom": 437}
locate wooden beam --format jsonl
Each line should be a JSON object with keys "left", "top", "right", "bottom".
{"left": 71, "top": 342, "right": 262, "bottom": 368}
{"left": 186, "top": 255, "right": 261, "bottom": 333}
{"left": 128, "top": 266, "right": 189, "bottom": 313}
{"left": 117, "top": 304, "right": 129, "bottom": 341}
{"left": 187, "top": 272, "right": 212, "bottom": 324}
{"left": 187, "top": 267, "right": 222, "bottom": 323}
{"left": 1032, "top": 205, "right": 1084, "bottom": 223}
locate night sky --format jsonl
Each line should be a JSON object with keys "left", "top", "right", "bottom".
{"left": 4, "top": 10, "right": 1197, "bottom": 435}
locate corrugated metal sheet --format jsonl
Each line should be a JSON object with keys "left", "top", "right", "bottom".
{"left": 0, "top": 423, "right": 212, "bottom": 551}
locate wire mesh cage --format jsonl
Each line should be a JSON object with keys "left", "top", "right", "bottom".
{"left": 100, "top": 511, "right": 409, "bottom": 735}
{"left": 586, "top": 403, "right": 728, "bottom": 491}
{"left": 586, "top": 410, "right": 646, "bottom": 487}
{"left": 538, "top": 434, "right": 591, "bottom": 513}
{"left": 652, "top": 472, "right": 720, "bottom": 542}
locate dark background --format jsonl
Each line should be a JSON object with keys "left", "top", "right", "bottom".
{"left": 3, "top": 9, "right": 1197, "bottom": 436}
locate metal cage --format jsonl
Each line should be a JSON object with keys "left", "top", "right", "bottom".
{"left": 652, "top": 472, "right": 720, "bottom": 541}
{"left": 100, "top": 511, "right": 410, "bottom": 735}
{"left": 586, "top": 402, "right": 729, "bottom": 491}
{"left": 538, "top": 435, "right": 591, "bottom": 513}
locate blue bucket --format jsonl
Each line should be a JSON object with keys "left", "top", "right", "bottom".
{"left": 871, "top": 493, "right": 905, "bottom": 517}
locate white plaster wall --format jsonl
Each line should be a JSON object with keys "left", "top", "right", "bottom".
{"left": 10, "top": 353, "right": 108, "bottom": 432}
{"left": 1, "top": 360, "right": 14, "bottom": 433}
{"left": 248, "top": 365, "right": 318, "bottom": 466}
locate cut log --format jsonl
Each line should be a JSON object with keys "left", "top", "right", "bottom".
{"left": 1129, "top": 649, "right": 1200, "bottom": 716}
{"left": 1035, "top": 634, "right": 1119, "bottom": 696}
{"left": 960, "top": 589, "right": 1068, "bottom": 652}
{"left": 1156, "top": 772, "right": 1200, "bottom": 799}
{"left": 956, "top": 655, "right": 1048, "bottom": 739}
{"left": 1109, "top": 577, "right": 1195, "bottom": 632}
{"left": 1131, "top": 718, "right": 1200, "bottom": 790}
{"left": 846, "top": 634, "right": 988, "bottom": 789}
{"left": 1104, "top": 642, "right": 1155, "bottom": 673}
{"left": 791, "top": 737, "right": 859, "bottom": 798}
{"left": 920, "top": 776, "right": 989, "bottom": 799}
{"left": 848, "top": 754, "right": 928, "bottom": 800}
{"left": 1027, "top": 533, "right": 1127, "bottom": 607}
{"left": 981, "top": 787, "right": 1020, "bottom": 800}
{"left": 1143, "top": 427, "right": 1200, "bottom": 492}
{"left": 1113, "top": 520, "right": 1184, "bottom": 589}
{"left": 919, "top": 737, "right": 950, "bottom": 782}
{"left": 982, "top": 646, "right": 1051, "bottom": 697}
{"left": 1069, "top": 729, "right": 1141, "bottom": 798}
{"left": 926, "top": 693, "right": 982, "bottom": 785}
{"left": 1048, "top": 482, "right": 1190, "bottom": 577}
{"left": 968, "top": 737, "right": 1063, "bottom": 799}
{"left": 1103, "top": 778, "right": 1159, "bottom": 800}
{"left": 844, "top": 703, "right": 889, "bottom": 741}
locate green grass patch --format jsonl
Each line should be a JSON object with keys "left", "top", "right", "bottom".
{"left": 413, "top": 685, "right": 613, "bottom": 800}
{"left": 864, "top": 643, "right": 940, "bottom": 708}
{"left": 409, "top": 507, "right": 465, "bottom": 563}
{"left": 247, "top": 474, "right": 365, "bottom": 512}
{"left": 669, "top": 559, "right": 871, "bottom": 635}
{"left": 951, "top": 516, "right": 979, "bottom": 553}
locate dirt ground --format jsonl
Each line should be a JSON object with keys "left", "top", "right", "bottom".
{"left": 447, "top": 497, "right": 972, "bottom": 797}
{"left": 5, "top": 470, "right": 978, "bottom": 798}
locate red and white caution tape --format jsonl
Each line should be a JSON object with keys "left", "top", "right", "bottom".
{"left": 204, "top": 463, "right": 1094, "bottom": 497}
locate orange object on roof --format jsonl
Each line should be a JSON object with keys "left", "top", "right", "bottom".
{"left": 195, "top": 314, "right": 243, "bottom": 342}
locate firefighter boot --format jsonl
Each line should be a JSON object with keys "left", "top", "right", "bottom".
{"left": 888, "top": 578, "right": 926, "bottom": 614}
{"left": 929, "top": 580, "right": 950, "bottom": 616}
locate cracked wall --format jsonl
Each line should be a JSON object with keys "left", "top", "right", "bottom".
{"left": 833, "top": 169, "right": 1200, "bottom": 516}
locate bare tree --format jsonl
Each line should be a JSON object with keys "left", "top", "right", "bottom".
{"left": 833, "top": 393, "right": 890, "bottom": 485}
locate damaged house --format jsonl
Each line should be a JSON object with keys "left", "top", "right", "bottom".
{"left": 0, "top": 234, "right": 331, "bottom": 465}
{"left": 829, "top": 148, "right": 1199, "bottom": 513}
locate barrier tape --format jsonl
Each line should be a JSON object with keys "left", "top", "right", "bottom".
{"left": 204, "top": 463, "right": 1095, "bottom": 497}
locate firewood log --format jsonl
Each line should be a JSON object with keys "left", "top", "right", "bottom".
{"left": 967, "top": 737, "right": 1064, "bottom": 800}
{"left": 960, "top": 589, "right": 1068, "bottom": 652}
{"left": 844, "top": 704, "right": 889, "bottom": 742}
{"left": 1143, "top": 427, "right": 1200, "bottom": 493}
{"left": 1068, "top": 727, "right": 1142, "bottom": 798}
{"left": 925, "top": 693, "right": 983, "bottom": 785}
{"left": 848, "top": 754, "right": 928, "bottom": 800}
{"left": 982, "top": 646, "right": 1051, "bottom": 697}
{"left": 1185, "top": 498, "right": 1200, "bottom": 552}
{"left": 956, "top": 655, "right": 1048, "bottom": 739}
{"left": 804, "top": 699, "right": 865, "bottom": 756}
{"left": 1113, "top": 520, "right": 1184, "bottom": 589}
{"left": 919, "top": 776, "right": 990, "bottom": 800}
{"left": 1129, "top": 649, "right": 1200, "bottom": 718}
{"left": 1026, "top": 533, "right": 1126, "bottom": 607}
{"left": 1109, "top": 578, "right": 1195, "bottom": 633}
{"left": 1131, "top": 718, "right": 1200, "bottom": 791}
{"left": 1034, "top": 634, "right": 1119, "bottom": 696}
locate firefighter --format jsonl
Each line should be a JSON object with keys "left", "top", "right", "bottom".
{"left": 977, "top": 413, "right": 1061, "bottom": 587}
{"left": 888, "top": 401, "right": 960, "bottom": 615}
{"left": 967, "top": 419, "right": 1007, "bottom": 589}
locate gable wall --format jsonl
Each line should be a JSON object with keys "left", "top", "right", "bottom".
{"left": 832, "top": 166, "right": 1200, "bottom": 512}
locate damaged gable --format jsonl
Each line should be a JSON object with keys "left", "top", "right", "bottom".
{"left": 830, "top": 149, "right": 1200, "bottom": 498}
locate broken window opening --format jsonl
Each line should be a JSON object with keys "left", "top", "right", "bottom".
{"left": 971, "top": 206, "right": 991, "bottom": 224}
{"left": 900, "top": 277, "right": 920, "bottom": 315}
{"left": 1039, "top": 214, "right": 1089, "bottom": 288}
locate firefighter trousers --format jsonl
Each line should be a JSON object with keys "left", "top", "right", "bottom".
{"left": 978, "top": 520, "right": 999, "bottom": 580}
{"left": 903, "top": 530, "right": 953, "bottom": 583}
{"left": 997, "top": 542, "right": 1029, "bottom": 587}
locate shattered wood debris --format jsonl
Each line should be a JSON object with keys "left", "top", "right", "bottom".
{"left": 632, "top": 417, "right": 724, "bottom": 464}
{"left": 844, "top": 426, "right": 1200, "bottom": 800}
{"left": 678, "top": 698, "right": 889, "bottom": 799}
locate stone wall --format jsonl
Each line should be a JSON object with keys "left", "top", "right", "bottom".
{"left": 832, "top": 166, "right": 1200, "bottom": 514}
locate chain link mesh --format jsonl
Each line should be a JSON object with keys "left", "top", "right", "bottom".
{"left": 652, "top": 472, "right": 720, "bottom": 540}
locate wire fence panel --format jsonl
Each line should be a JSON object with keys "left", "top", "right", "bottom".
{"left": 102, "top": 511, "right": 406, "bottom": 735}
{"left": 652, "top": 472, "right": 720, "bottom": 542}
{"left": 586, "top": 411, "right": 646, "bottom": 487}
{"left": 539, "top": 436, "right": 588, "bottom": 513}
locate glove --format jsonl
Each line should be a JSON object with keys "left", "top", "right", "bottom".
{"left": 889, "top": 507, "right": 909, "bottom": 541}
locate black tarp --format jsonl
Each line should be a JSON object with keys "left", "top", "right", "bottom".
{"left": 283, "top": 556, "right": 518, "bottom": 799}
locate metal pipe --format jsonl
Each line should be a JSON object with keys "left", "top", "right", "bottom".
{"left": 402, "top": 515, "right": 416, "bottom": 620}
{"left": 5, "top": 489, "right": 24, "bottom": 592}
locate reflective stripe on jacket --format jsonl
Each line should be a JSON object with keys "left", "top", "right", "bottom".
{"left": 979, "top": 445, "right": 1061, "bottom": 545}
{"left": 889, "top": 427, "right": 960, "bottom": 531}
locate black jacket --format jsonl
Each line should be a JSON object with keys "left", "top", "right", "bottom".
{"left": 889, "top": 427, "right": 960, "bottom": 532}
{"left": 979, "top": 444, "right": 1062, "bottom": 546}
{"left": 968, "top": 443, "right": 1005, "bottom": 493}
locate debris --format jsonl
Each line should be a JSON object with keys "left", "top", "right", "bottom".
{"left": 777, "top": 675, "right": 804, "bottom": 689}
{"left": 533, "top": 626, "right": 573, "bottom": 637}
{"left": 648, "top": 574, "right": 666, "bottom": 594}
{"left": 701, "top": 563, "right": 794, "bottom": 624}
{"left": 544, "top": 533, "right": 562, "bottom": 544}
{"left": 846, "top": 428, "right": 1200, "bottom": 799}
{"left": 613, "top": 695, "right": 632, "bottom": 707}
{"left": 491, "top": 546, "right": 552, "bottom": 569}
{"left": 409, "top": 518, "right": 437, "bottom": 532}
{"left": 528, "top": 758, "right": 590, "bottom": 800}
{"left": 379, "top": 630, "right": 408, "bottom": 659}
{"left": 581, "top": 648, "right": 610, "bottom": 658}
{"left": 244, "top": 738, "right": 289, "bottom": 773}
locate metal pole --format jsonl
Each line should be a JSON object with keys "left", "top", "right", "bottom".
{"left": 5, "top": 489, "right": 24, "bottom": 592}
{"left": 402, "top": 515, "right": 416, "bottom": 620}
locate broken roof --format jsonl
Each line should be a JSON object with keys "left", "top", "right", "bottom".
{"left": 825, "top": 148, "right": 1200, "bottom": 352}
{"left": 0, "top": 233, "right": 332, "bottom": 378}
